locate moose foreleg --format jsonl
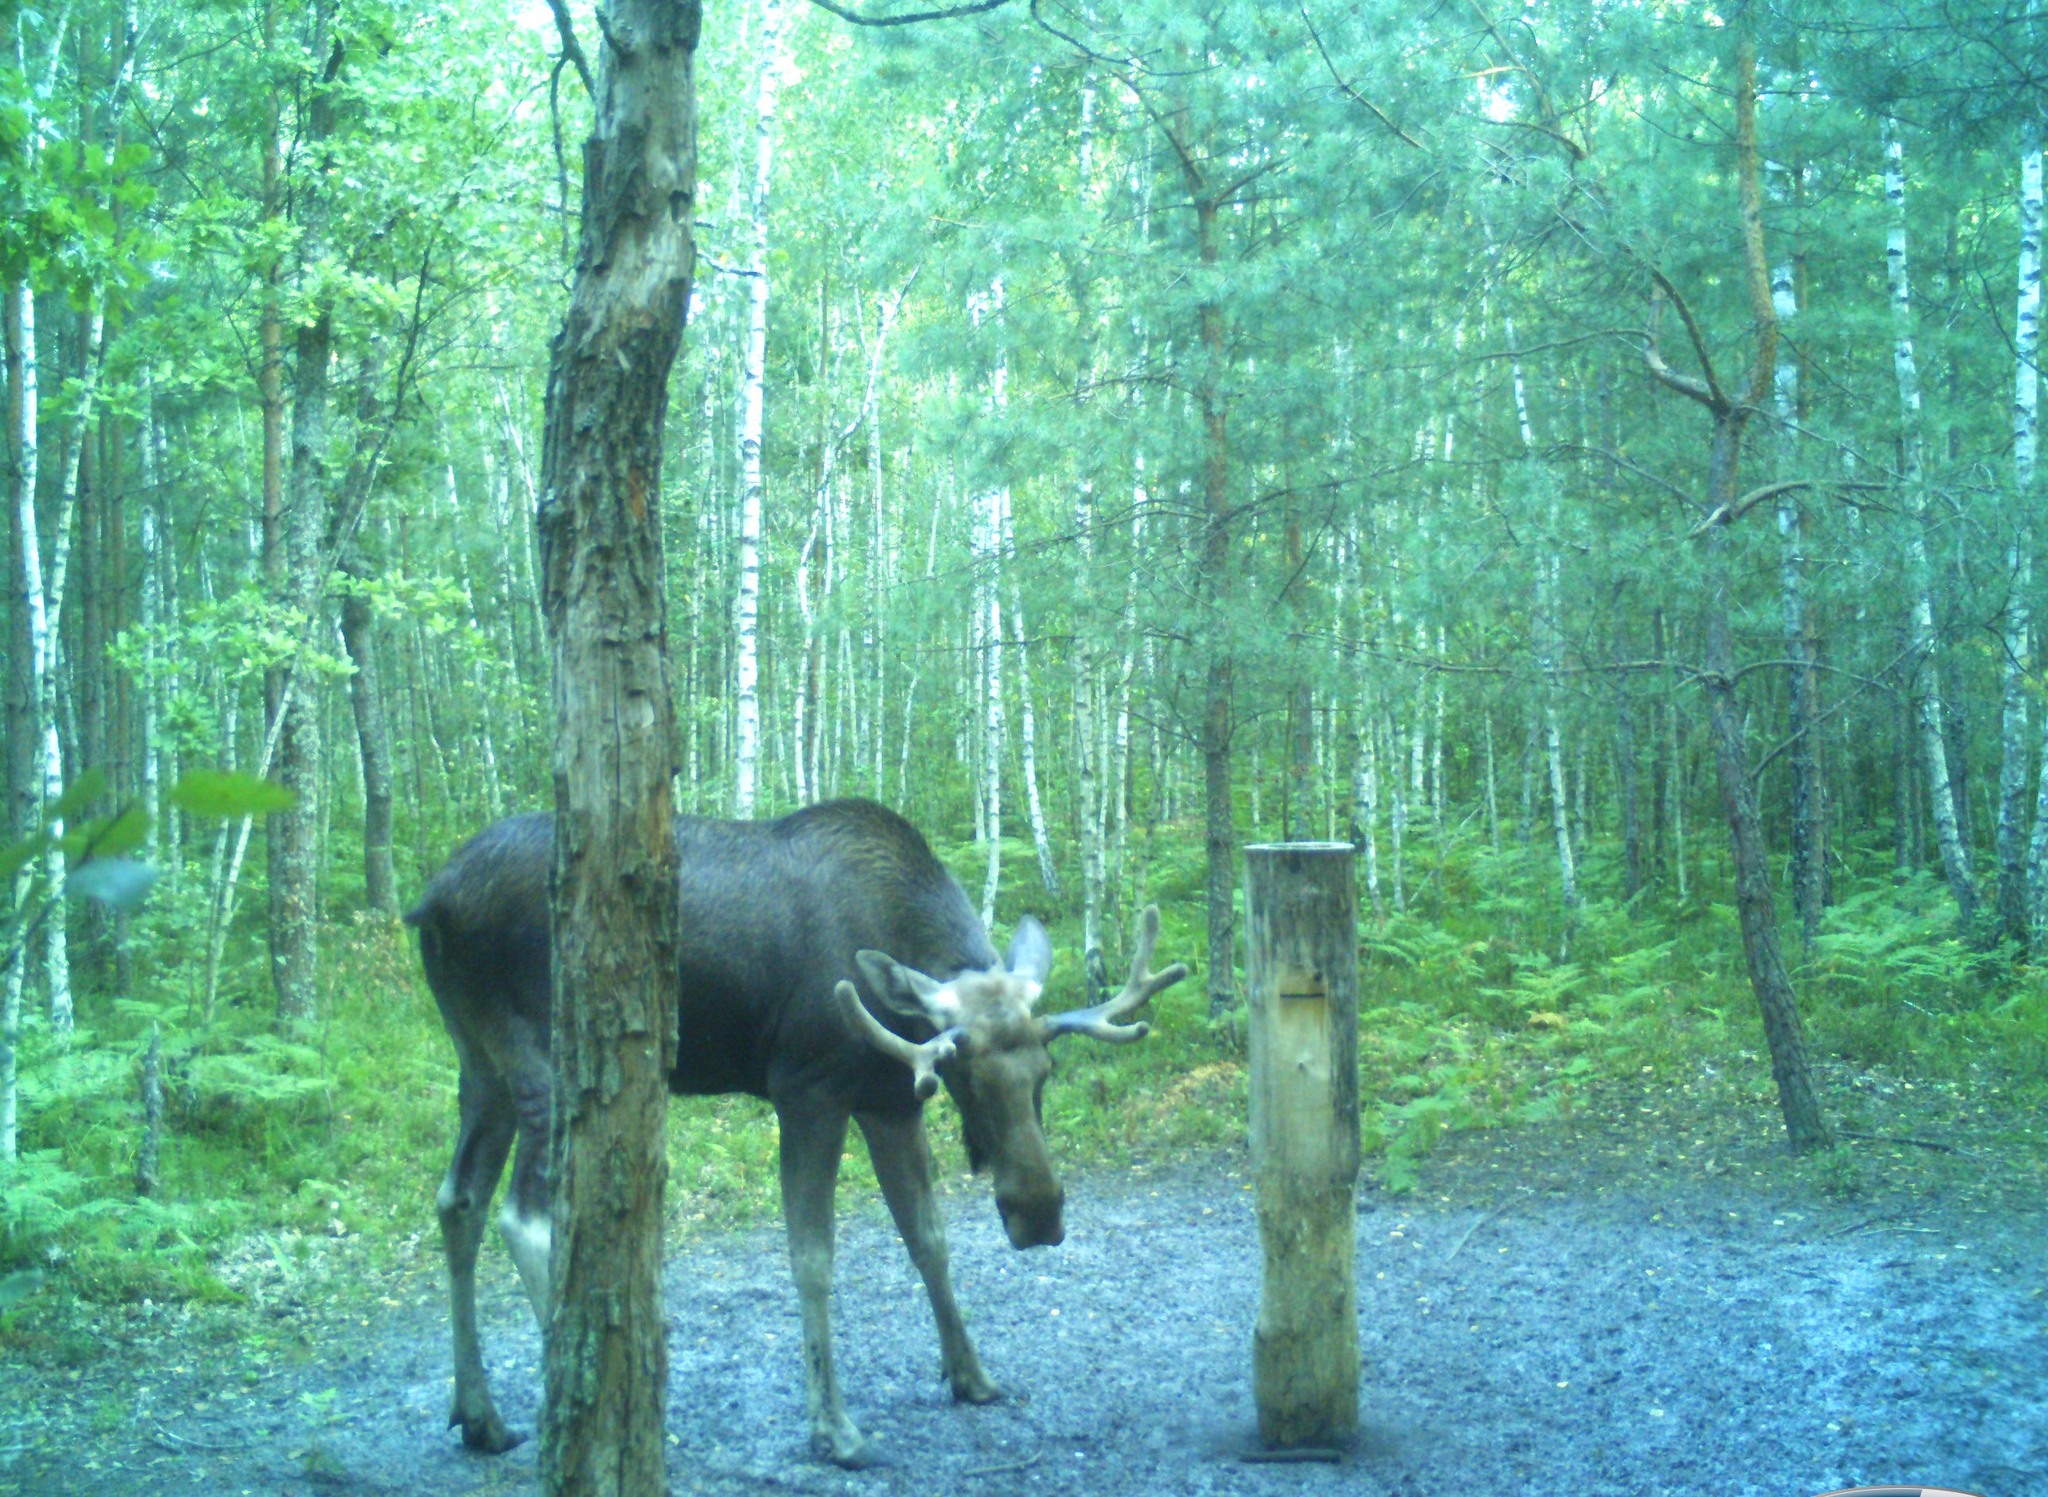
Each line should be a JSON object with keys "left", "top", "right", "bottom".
{"left": 857, "top": 1109, "right": 1000, "bottom": 1405}
{"left": 778, "top": 1104, "right": 879, "bottom": 1467}
{"left": 438, "top": 1068, "right": 521, "bottom": 1453}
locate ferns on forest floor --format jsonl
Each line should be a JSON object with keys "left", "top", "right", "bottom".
{"left": 4, "top": 833, "right": 2045, "bottom": 1313}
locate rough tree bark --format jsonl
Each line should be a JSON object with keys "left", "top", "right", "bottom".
{"left": 269, "top": 9, "right": 343, "bottom": 1023}
{"left": 1646, "top": 36, "right": 1832, "bottom": 1154}
{"left": 531, "top": 0, "right": 698, "bottom": 1489}
{"left": 337, "top": 548, "right": 398, "bottom": 915}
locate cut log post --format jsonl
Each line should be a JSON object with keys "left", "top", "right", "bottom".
{"left": 1244, "top": 841, "right": 1360, "bottom": 1451}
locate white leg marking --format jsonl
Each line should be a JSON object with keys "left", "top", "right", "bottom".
{"left": 498, "top": 1206, "right": 551, "bottom": 1324}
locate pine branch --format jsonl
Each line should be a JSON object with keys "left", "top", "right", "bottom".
{"left": 1299, "top": 5, "right": 1426, "bottom": 152}
{"left": 806, "top": 0, "right": 1013, "bottom": 25}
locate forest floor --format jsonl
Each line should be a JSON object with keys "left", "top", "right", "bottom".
{"left": 3, "top": 1066, "right": 2043, "bottom": 1497}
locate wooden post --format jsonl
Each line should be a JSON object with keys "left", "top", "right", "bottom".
{"left": 1244, "top": 841, "right": 1360, "bottom": 1451}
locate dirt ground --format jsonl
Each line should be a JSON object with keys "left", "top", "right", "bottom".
{"left": 4, "top": 1094, "right": 2044, "bottom": 1497}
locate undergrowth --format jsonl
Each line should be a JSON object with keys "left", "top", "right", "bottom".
{"left": 3, "top": 820, "right": 2045, "bottom": 1348}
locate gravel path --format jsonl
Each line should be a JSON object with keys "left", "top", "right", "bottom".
{"left": 4, "top": 1150, "right": 2042, "bottom": 1497}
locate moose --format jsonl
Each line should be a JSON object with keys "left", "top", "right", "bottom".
{"left": 406, "top": 797, "right": 1185, "bottom": 1466}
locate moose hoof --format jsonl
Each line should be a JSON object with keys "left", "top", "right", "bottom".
{"left": 814, "top": 1425, "right": 886, "bottom": 1470}
{"left": 453, "top": 1410, "right": 525, "bottom": 1455}
{"left": 949, "top": 1369, "right": 1002, "bottom": 1406}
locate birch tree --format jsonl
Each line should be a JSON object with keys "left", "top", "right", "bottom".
{"left": 2009, "top": 119, "right": 2045, "bottom": 940}
{"left": 731, "top": 0, "right": 785, "bottom": 819}
{"left": 1883, "top": 115, "right": 1975, "bottom": 929}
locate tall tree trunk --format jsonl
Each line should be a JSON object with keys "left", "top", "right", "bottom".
{"left": 2007, "top": 123, "right": 2044, "bottom": 943}
{"left": 2, "top": 281, "right": 32, "bottom": 1159}
{"left": 532, "top": 0, "right": 698, "bottom": 1488}
{"left": 1073, "top": 471, "right": 1105, "bottom": 990}
{"left": 137, "top": 387, "right": 165, "bottom": 861}
{"left": 270, "top": 294, "right": 329, "bottom": 1022}
{"left": 1353, "top": 682, "right": 1384, "bottom": 924}
{"left": 338, "top": 550, "right": 398, "bottom": 915}
{"left": 269, "top": 11, "right": 344, "bottom": 1023}
{"left": 1008, "top": 574, "right": 1058, "bottom": 899}
{"left": 6, "top": 281, "right": 69, "bottom": 1033}
{"left": 977, "top": 281, "right": 1008, "bottom": 930}
{"left": 1284, "top": 507, "right": 1314, "bottom": 842}
{"left": 1884, "top": 116, "right": 1976, "bottom": 929}
{"left": 730, "top": 0, "right": 782, "bottom": 819}
{"left": 1772, "top": 245, "right": 1828, "bottom": 949}
{"left": 1483, "top": 713, "right": 1500, "bottom": 855}
{"left": 1654, "top": 36, "right": 1830, "bottom": 1153}
{"left": 1618, "top": 670, "right": 1643, "bottom": 900}
{"left": 1505, "top": 304, "right": 1578, "bottom": 914}
{"left": 1195, "top": 196, "right": 1237, "bottom": 1016}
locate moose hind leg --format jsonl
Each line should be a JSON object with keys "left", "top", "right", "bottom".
{"left": 858, "top": 1110, "right": 1000, "bottom": 1404}
{"left": 439, "top": 1066, "right": 521, "bottom": 1453}
{"left": 497, "top": 1061, "right": 555, "bottom": 1324}
{"left": 777, "top": 1103, "right": 879, "bottom": 1468}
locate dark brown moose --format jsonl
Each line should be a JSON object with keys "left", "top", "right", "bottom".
{"left": 406, "top": 797, "right": 1185, "bottom": 1466}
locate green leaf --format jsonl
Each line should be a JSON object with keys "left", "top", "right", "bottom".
{"left": 61, "top": 803, "right": 149, "bottom": 863}
{"left": 49, "top": 768, "right": 110, "bottom": 823}
{"left": 65, "top": 858, "right": 160, "bottom": 912}
{"left": 170, "top": 770, "right": 296, "bottom": 819}
{"left": 0, "top": 831, "right": 50, "bottom": 888}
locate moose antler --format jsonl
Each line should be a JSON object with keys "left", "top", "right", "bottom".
{"left": 1040, "top": 905, "right": 1187, "bottom": 1044}
{"left": 835, "top": 980, "right": 962, "bottom": 1099}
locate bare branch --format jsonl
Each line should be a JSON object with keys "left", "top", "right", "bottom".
{"left": 1464, "top": 0, "right": 1585, "bottom": 161}
{"left": 806, "top": 0, "right": 1013, "bottom": 26}
{"left": 545, "top": 0, "right": 593, "bottom": 96}
{"left": 1688, "top": 478, "right": 1887, "bottom": 537}
{"left": 1299, "top": 4, "right": 1426, "bottom": 152}
{"left": 1646, "top": 267, "right": 1729, "bottom": 411}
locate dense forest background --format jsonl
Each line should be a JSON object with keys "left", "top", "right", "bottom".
{"left": 3, "top": 0, "right": 2046, "bottom": 1306}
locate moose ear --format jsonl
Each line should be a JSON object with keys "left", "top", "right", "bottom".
{"left": 1004, "top": 916, "right": 1053, "bottom": 988}
{"left": 856, "top": 949, "right": 955, "bottom": 1024}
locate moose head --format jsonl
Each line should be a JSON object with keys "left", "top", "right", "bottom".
{"left": 838, "top": 904, "right": 1187, "bottom": 1250}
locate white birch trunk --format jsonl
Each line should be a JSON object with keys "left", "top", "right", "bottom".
{"left": 139, "top": 391, "right": 166, "bottom": 859}
{"left": 979, "top": 491, "right": 1005, "bottom": 929}
{"left": 1668, "top": 682, "right": 1687, "bottom": 900}
{"left": 976, "top": 282, "right": 1009, "bottom": 928}
{"left": 2004, "top": 121, "right": 2041, "bottom": 940}
{"left": 1074, "top": 470, "right": 1104, "bottom": 977}
{"left": 1885, "top": 117, "right": 1976, "bottom": 923}
{"left": 1386, "top": 712, "right": 1407, "bottom": 914}
{"left": 2015, "top": 124, "right": 2048, "bottom": 935}
{"left": 1507, "top": 304, "right": 1578, "bottom": 910}
{"left": 731, "top": 0, "right": 784, "bottom": 818}
{"left": 1484, "top": 714, "right": 1500, "bottom": 853}
{"left": 1009, "top": 579, "right": 1058, "bottom": 898}
{"left": 1107, "top": 394, "right": 1146, "bottom": 923}
{"left": 1355, "top": 684, "right": 1383, "bottom": 923}
{"left": 7, "top": 282, "right": 70, "bottom": 1032}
